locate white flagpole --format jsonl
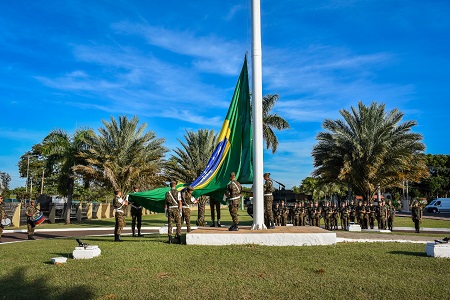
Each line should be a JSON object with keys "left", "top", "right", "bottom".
{"left": 251, "top": 0, "right": 265, "bottom": 230}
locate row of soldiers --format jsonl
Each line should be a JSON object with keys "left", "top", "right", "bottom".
{"left": 272, "top": 199, "right": 396, "bottom": 231}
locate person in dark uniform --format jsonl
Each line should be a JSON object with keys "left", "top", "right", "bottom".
{"left": 411, "top": 200, "right": 422, "bottom": 233}
{"left": 377, "top": 200, "right": 387, "bottom": 230}
{"left": 368, "top": 202, "right": 376, "bottom": 229}
{"left": 225, "top": 172, "right": 242, "bottom": 231}
{"left": 209, "top": 196, "right": 222, "bottom": 227}
{"left": 131, "top": 186, "right": 143, "bottom": 237}
{"left": 25, "top": 199, "right": 39, "bottom": 240}
{"left": 113, "top": 190, "right": 128, "bottom": 242}
{"left": 165, "top": 181, "right": 182, "bottom": 244}
{"left": 263, "top": 173, "right": 275, "bottom": 229}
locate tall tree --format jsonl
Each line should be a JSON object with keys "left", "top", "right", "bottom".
{"left": 312, "top": 101, "right": 429, "bottom": 202}
{"left": 41, "top": 129, "right": 92, "bottom": 224}
{"left": 74, "top": 116, "right": 167, "bottom": 194}
{"left": 165, "top": 129, "right": 218, "bottom": 183}
{"left": 261, "top": 94, "right": 290, "bottom": 153}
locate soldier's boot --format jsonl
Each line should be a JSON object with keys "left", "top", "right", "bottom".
{"left": 217, "top": 219, "right": 222, "bottom": 227}
{"left": 137, "top": 229, "right": 144, "bottom": 237}
{"left": 132, "top": 230, "right": 136, "bottom": 237}
{"left": 269, "top": 220, "right": 275, "bottom": 229}
{"left": 168, "top": 236, "right": 173, "bottom": 244}
{"left": 114, "top": 234, "right": 123, "bottom": 242}
{"left": 174, "top": 235, "right": 181, "bottom": 244}
{"left": 210, "top": 220, "right": 216, "bottom": 227}
{"left": 229, "top": 224, "right": 238, "bottom": 231}
{"left": 28, "top": 235, "right": 35, "bottom": 240}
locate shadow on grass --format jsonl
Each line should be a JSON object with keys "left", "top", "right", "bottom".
{"left": 0, "top": 267, "right": 95, "bottom": 299}
{"left": 388, "top": 250, "right": 428, "bottom": 257}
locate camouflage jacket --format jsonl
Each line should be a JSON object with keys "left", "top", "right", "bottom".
{"left": 25, "top": 205, "right": 38, "bottom": 219}
{"left": 0, "top": 203, "right": 5, "bottom": 219}
{"left": 264, "top": 179, "right": 273, "bottom": 195}
{"left": 181, "top": 190, "right": 195, "bottom": 206}
{"left": 165, "top": 189, "right": 181, "bottom": 207}
{"left": 227, "top": 180, "right": 242, "bottom": 199}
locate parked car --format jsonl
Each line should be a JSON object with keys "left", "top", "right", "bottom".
{"left": 426, "top": 198, "right": 450, "bottom": 213}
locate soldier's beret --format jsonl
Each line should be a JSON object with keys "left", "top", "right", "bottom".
{"left": 264, "top": 172, "right": 271, "bottom": 177}
{"left": 170, "top": 180, "right": 177, "bottom": 185}
{"left": 187, "top": 186, "right": 194, "bottom": 191}
{"left": 230, "top": 172, "right": 236, "bottom": 177}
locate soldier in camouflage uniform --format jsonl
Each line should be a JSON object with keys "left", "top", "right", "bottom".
{"left": 274, "top": 203, "right": 281, "bottom": 226}
{"left": 165, "top": 181, "right": 182, "bottom": 243}
{"left": 293, "top": 202, "right": 301, "bottom": 226}
{"left": 181, "top": 186, "right": 196, "bottom": 233}
{"left": 313, "top": 201, "right": 321, "bottom": 227}
{"left": 263, "top": 173, "right": 275, "bottom": 229}
{"left": 307, "top": 202, "right": 315, "bottom": 226}
{"left": 0, "top": 196, "right": 5, "bottom": 242}
{"left": 209, "top": 196, "right": 221, "bottom": 227}
{"left": 340, "top": 202, "right": 350, "bottom": 230}
{"left": 387, "top": 200, "right": 396, "bottom": 231}
{"left": 377, "top": 200, "right": 387, "bottom": 230}
{"left": 280, "top": 200, "right": 288, "bottom": 226}
{"left": 356, "top": 201, "right": 364, "bottom": 227}
{"left": 226, "top": 172, "right": 242, "bottom": 231}
{"left": 25, "top": 199, "right": 38, "bottom": 240}
{"left": 331, "top": 202, "right": 339, "bottom": 230}
{"left": 113, "top": 190, "right": 128, "bottom": 242}
{"left": 349, "top": 200, "right": 356, "bottom": 223}
{"left": 411, "top": 200, "right": 422, "bottom": 233}
{"left": 322, "top": 201, "right": 331, "bottom": 230}
{"left": 368, "top": 202, "right": 376, "bottom": 229}
{"left": 299, "top": 202, "right": 307, "bottom": 226}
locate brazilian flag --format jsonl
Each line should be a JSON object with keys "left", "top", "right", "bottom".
{"left": 128, "top": 56, "right": 253, "bottom": 213}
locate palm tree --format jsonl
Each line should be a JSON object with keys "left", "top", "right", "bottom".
{"left": 74, "top": 116, "right": 167, "bottom": 194}
{"left": 262, "top": 94, "right": 290, "bottom": 153}
{"left": 312, "top": 101, "right": 429, "bottom": 202}
{"left": 41, "top": 129, "right": 92, "bottom": 224}
{"left": 166, "top": 129, "right": 218, "bottom": 183}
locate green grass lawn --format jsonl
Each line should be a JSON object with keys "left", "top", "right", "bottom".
{"left": 1, "top": 235, "right": 449, "bottom": 300}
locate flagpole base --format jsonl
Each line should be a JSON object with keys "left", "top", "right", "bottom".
{"left": 251, "top": 223, "right": 267, "bottom": 230}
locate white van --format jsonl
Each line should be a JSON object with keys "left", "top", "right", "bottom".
{"left": 425, "top": 198, "right": 450, "bottom": 213}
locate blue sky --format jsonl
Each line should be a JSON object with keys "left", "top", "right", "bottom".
{"left": 1, "top": 0, "right": 449, "bottom": 190}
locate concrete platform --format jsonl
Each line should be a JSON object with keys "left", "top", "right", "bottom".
{"left": 426, "top": 242, "right": 450, "bottom": 258}
{"left": 186, "top": 226, "right": 336, "bottom": 246}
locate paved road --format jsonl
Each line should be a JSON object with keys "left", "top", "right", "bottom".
{"left": 0, "top": 228, "right": 160, "bottom": 244}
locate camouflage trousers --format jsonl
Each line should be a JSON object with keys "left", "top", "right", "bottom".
{"left": 387, "top": 216, "right": 394, "bottom": 230}
{"left": 293, "top": 215, "right": 300, "bottom": 226}
{"left": 168, "top": 208, "right": 181, "bottom": 237}
{"left": 0, "top": 225, "right": 3, "bottom": 239}
{"left": 196, "top": 199, "right": 206, "bottom": 226}
{"left": 114, "top": 212, "right": 126, "bottom": 235}
{"left": 369, "top": 216, "right": 375, "bottom": 229}
{"left": 263, "top": 196, "right": 273, "bottom": 226}
{"left": 341, "top": 217, "right": 349, "bottom": 230}
{"left": 228, "top": 199, "right": 240, "bottom": 225}
{"left": 27, "top": 219, "right": 35, "bottom": 235}
{"left": 300, "top": 216, "right": 306, "bottom": 226}
{"left": 378, "top": 217, "right": 386, "bottom": 230}
{"left": 181, "top": 208, "right": 191, "bottom": 232}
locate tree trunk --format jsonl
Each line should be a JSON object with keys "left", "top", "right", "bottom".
{"left": 65, "top": 177, "right": 74, "bottom": 224}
